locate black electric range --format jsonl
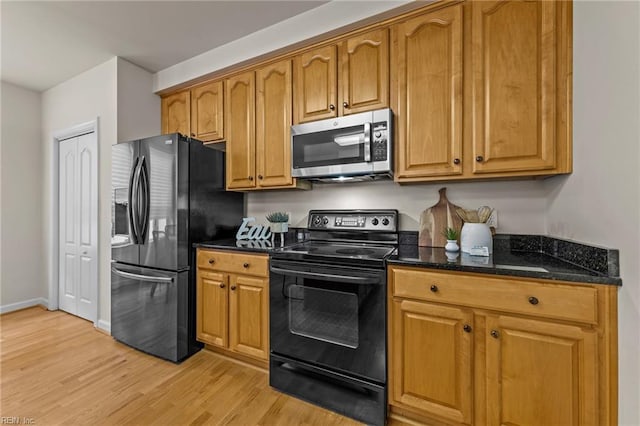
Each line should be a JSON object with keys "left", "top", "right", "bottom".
{"left": 269, "top": 209, "right": 398, "bottom": 426}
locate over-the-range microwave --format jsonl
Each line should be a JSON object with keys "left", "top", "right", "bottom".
{"left": 291, "top": 108, "right": 393, "bottom": 182}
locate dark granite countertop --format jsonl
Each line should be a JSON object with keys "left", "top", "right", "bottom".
{"left": 389, "top": 236, "right": 622, "bottom": 286}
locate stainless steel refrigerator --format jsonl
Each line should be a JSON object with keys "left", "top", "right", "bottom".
{"left": 111, "top": 134, "right": 244, "bottom": 362}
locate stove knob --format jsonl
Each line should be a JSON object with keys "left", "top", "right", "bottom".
{"left": 382, "top": 218, "right": 390, "bottom": 226}
{"left": 371, "top": 218, "right": 379, "bottom": 226}
{"left": 322, "top": 217, "right": 329, "bottom": 225}
{"left": 313, "top": 216, "right": 321, "bottom": 226}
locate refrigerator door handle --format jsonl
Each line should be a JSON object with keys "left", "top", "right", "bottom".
{"left": 111, "top": 266, "right": 174, "bottom": 283}
{"left": 139, "top": 156, "right": 150, "bottom": 242}
{"left": 128, "top": 157, "right": 140, "bottom": 244}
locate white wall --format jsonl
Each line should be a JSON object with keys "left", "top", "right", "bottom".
{"left": 154, "top": 1, "right": 412, "bottom": 92}
{"left": 117, "top": 58, "right": 160, "bottom": 142}
{"left": 544, "top": 2, "right": 640, "bottom": 424}
{"left": 42, "top": 58, "right": 118, "bottom": 328}
{"left": 0, "top": 82, "right": 46, "bottom": 311}
{"left": 248, "top": 180, "right": 547, "bottom": 233}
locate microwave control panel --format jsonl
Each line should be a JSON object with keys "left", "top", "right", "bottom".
{"left": 372, "top": 124, "right": 388, "bottom": 162}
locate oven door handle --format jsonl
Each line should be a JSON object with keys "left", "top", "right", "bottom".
{"left": 270, "top": 266, "right": 379, "bottom": 284}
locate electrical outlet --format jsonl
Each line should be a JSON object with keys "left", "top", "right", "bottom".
{"left": 486, "top": 210, "right": 498, "bottom": 228}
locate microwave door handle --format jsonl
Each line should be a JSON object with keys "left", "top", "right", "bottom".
{"left": 363, "top": 122, "right": 372, "bottom": 162}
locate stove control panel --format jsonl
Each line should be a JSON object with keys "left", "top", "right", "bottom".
{"left": 308, "top": 210, "right": 397, "bottom": 232}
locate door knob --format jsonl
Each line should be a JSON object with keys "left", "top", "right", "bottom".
{"left": 490, "top": 330, "right": 500, "bottom": 339}
{"left": 248, "top": 176, "right": 254, "bottom": 181}
{"left": 258, "top": 175, "right": 263, "bottom": 180}
{"left": 243, "top": 263, "right": 249, "bottom": 268}
{"left": 463, "top": 324, "right": 472, "bottom": 333}
{"left": 329, "top": 104, "right": 335, "bottom": 111}
{"left": 219, "top": 283, "right": 225, "bottom": 289}
{"left": 528, "top": 296, "right": 539, "bottom": 305}
{"left": 453, "top": 158, "right": 460, "bottom": 165}
{"left": 231, "top": 286, "right": 237, "bottom": 291}
{"left": 476, "top": 155, "right": 484, "bottom": 162}
{"left": 208, "top": 259, "right": 215, "bottom": 264}
{"left": 430, "top": 285, "right": 439, "bottom": 293}
{"left": 343, "top": 102, "right": 349, "bottom": 108}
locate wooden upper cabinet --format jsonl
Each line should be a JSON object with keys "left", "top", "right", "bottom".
{"left": 162, "top": 91, "right": 190, "bottom": 136}
{"left": 471, "top": 0, "right": 557, "bottom": 174}
{"left": 390, "top": 298, "right": 474, "bottom": 425}
{"left": 486, "top": 314, "right": 599, "bottom": 425}
{"left": 256, "top": 60, "right": 294, "bottom": 188}
{"left": 392, "top": 5, "right": 463, "bottom": 179}
{"left": 225, "top": 71, "right": 256, "bottom": 190}
{"left": 190, "top": 81, "right": 224, "bottom": 142}
{"left": 294, "top": 45, "right": 338, "bottom": 124}
{"left": 339, "top": 28, "right": 389, "bottom": 115}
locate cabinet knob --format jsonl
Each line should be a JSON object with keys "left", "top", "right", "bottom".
{"left": 248, "top": 176, "right": 254, "bottom": 181}
{"left": 430, "top": 285, "right": 439, "bottom": 293}
{"left": 258, "top": 175, "right": 263, "bottom": 180}
{"left": 243, "top": 263, "right": 249, "bottom": 268}
{"left": 219, "top": 283, "right": 225, "bottom": 289}
{"left": 190, "top": 133, "right": 195, "bottom": 137}
{"left": 329, "top": 104, "right": 336, "bottom": 111}
{"left": 476, "top": 155, "right": 484, "bottom": 162}
{"left": 528, "top": 296, "right": 539, "bottom": 305}
{"left": 490, "top": 330, "right": 500, "bottom": 339}
{"left": 208, "top": 259, "right": 215, "bottom": 264}
{"left": 453, "top": 158, "right": 460, "bottom": 165}
{"left": 231, "top": 286, "right": 237, "bottom": 291}
{"left": 343, "top": 102, "right": 349, "bottom": 108}
{"left": 463, "top": 324, "right": 472, "bottom": 333}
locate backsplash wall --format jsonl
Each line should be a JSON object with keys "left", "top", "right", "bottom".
{"left": 247, "top": 179, "right": 548, "bottom": 233}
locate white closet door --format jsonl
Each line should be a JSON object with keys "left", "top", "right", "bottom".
{"left": 58, "top": 133, "right": 98, "bottom": 321}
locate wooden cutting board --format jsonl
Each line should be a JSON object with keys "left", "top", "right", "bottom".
{"left": 419, "top": 188, "right": 463, "bottom": 247}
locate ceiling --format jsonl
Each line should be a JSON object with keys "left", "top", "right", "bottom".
{"left": 1, "top": 1, "right": 329, "bottom": 92}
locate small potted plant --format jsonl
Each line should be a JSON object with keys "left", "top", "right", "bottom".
{"left": 443, "top": 227, "right": 460, "bottom": 252}
{"left": 266, "top": 212, "right": 289, "bottom": 234}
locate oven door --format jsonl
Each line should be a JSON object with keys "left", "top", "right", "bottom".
{"left": 269, "top": 258, "right": 386, "bottom": 383}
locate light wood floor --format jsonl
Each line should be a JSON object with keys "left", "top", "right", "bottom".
{"left": 1, "top": 307, "right": 396, "bottom": 425}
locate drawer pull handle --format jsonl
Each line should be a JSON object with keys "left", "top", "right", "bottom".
{"left": 463, "top": 324, "right": 472, "bottom": 333}
{"left": 219, "top": 284, "right": 225, "bottom": 289}
{"left": 231, "top": 286, "right": 237, "bottom": 291}
{"left": 208, "top": 259, "right": 215, "bottom": 264}
{"left": 528, "top": 296, "right": 539, "bottom": 305}
{"left": 430, "top": 285, "right": 439, "bottom": 293}
{"left": 243, "top": 263, "right": 249, "bottom": 268}
{"left": 490, "top": 330, "right": 500, "bottom": 339}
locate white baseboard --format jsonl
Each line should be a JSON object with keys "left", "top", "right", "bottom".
{"left": 97, "top": 319, "right": 111, "bottom": 334}
{"left": 0, "top": 297, "right": 49, "bottom": 314}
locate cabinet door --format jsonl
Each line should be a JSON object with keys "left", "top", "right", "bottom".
{"left": 225, "top": 71, "right": 256, "bottom": 189}
{"left": 191, "top": 80, "right": 224, "bottom": 142}
{"left": 339, "top": 28, "right": 389, "bottom": 115}
{"left": 390, "top": 299, "right": 473, "bottom": 424}
{"left": 294, "top": 45, "right": 337, "bottom": 124}
{"left": 392, "top": 5, "right": 463, "bottom": 179}
{"left": 256, "top": 59, "right": 294, "bottom": 188}
{"left": 196, "top": 270, "right": 228, "bottom": 348}
{"left": 229, "top": 275, "right": 269, "bottom": 360}
{"left": 486, "top": 315, "right": 598, "bottom": 426}
{"left": 161, "top": 90, "right": 190, "bottom": 136}
{"left": 471, "top": 1, "right": 557, "bottom": 174}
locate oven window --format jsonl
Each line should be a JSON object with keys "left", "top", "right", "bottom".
{"left": 288, "top": 285, "right": 359, "bottom": 349}
{"left": 292, "top": 125, "right": 365, "bottom": 169}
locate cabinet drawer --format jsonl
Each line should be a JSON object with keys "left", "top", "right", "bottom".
{"left": 197, "top": 249, "right": 268, "bottom": 277}
{"left": 390, "top": 268, "right": 598, "bottom": 324}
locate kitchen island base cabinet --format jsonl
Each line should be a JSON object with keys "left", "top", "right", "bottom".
{"left": 388, "top": 266, "right": 617, "bottom": 426}
{"left": 196, "top": 249, "right": 269, "bottom": 363}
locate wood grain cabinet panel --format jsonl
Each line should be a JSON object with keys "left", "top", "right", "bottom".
{"left": 390, "top": 299, "right": 473, "bottom": 424}
{"left": 190, "top": 81, "right": 224, "bottom": 142}
{"left": 256, "top": 60, "right": 294, "bottom": 188}
{"left": 471, "top": 0, "right": 557, "bottom": 173}
{"left": 161, "top": 90, "right": 190, "bottom": 136}
{"left": 225, "top": 71, "right": 256, "bottom": 189}
{"left": 294, "top": 45, "right": 338, "bottom": 124}
{"left": 339, "top": 28, "right": 389, "bottom": 115}
{"left": 196, "top": 270, "right": 228, "bottom": 348}
{"left": 486, "top": 315, "right": 599, "bottom": 426}
{"left": 229, "top": 275, "right": 269, "bottom": 360}
{"left": 392, "top": 5, "right": 463, "bottom": 179}
{"left": 196, "top": 249, "right": 269, "bottom": 362}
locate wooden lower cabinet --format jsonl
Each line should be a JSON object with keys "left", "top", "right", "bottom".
{"left": 196, "top": 250, "right": 269, "bottom": 362}
{"left": 388, "top": 266, "right": 617, "bottom": 425}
